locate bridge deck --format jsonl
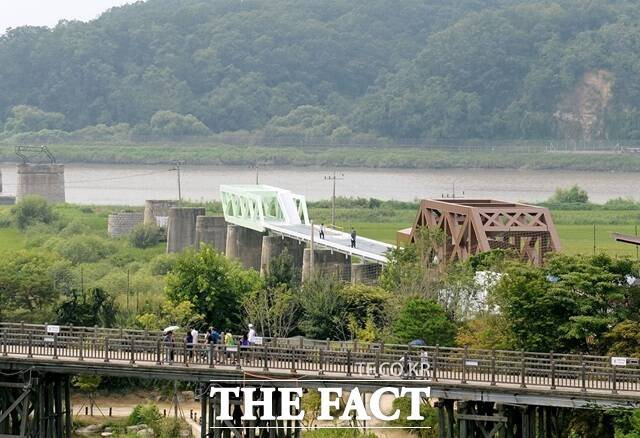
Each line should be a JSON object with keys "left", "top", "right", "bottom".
{"left": 266, "top": 223, "right": 393, "bottom": 263}
{"left": 3, "top": 323, "right": 640, "bottom": 409}
{"left": 2, "top": 353, "right": 639, "bottom": 410}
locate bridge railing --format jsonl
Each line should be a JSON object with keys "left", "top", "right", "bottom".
{"left": 2, "top": 323, "right": 640, "bottom": 394}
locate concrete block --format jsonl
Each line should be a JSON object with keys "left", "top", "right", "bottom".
{"left": 260, "top": 234, "right": 305, "bottom": 277}
{"left": 225, "top": 224, "right": 264, "bottom": 270}
{"left": 144, "top": 200, "right": 178, "bottom": 227}
{"left": 351, "top": 262, "right": 382, "bottom": 284}
{"left": 108, "top": 212, "right": 144, "bottom": 238}
{"left": 196, "top": 216, "right": 227, "bottom": 253}
{"left": 302, "top": 248, "right": 351, "bottom": 282}
{"left": 16, "top": 163, "right": 65, "bottom": 203}
{"left": 166, "top": 207, "right": 206, "bottom": 253}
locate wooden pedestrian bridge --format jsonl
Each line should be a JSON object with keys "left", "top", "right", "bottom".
{"left": 2, "top": 322, "right": 640, "bottom": 437}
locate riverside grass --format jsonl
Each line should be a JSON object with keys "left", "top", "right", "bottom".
{"left": 1, "top": 204, "right": 639, "bottom": 257}
{"left": 3, "top": 143, "right": 640, "bottom": 171}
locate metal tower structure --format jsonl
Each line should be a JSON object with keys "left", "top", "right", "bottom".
{"left": 397, "top": 199, "right": 561, "bottom": 266}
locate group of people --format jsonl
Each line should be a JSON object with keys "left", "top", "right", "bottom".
{"left": 161, "top": 323, "right": 258, "bottom": 364}
{"left": 318, "top": 223, "right": 358, "bottom": 248}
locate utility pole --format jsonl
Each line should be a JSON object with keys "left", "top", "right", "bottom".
{"left": 126, "top": 269, "right": 130, "bottom": 315}
{"left": 442, "top": 182, "right": 464, "bottom": 199}
{"left": 310, "top": 221, "right": 315, "bottom": 278}
{"left": 324, "top": 171, "right": 344, "bottom": 227}
{"left": 170, "top": 161, "right": 185, "bottom": 204}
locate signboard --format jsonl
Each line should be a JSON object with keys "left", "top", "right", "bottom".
{"left": 611, "top": 357, "right": 627, "bottom": 366}
{"left": 253, "top": 337, "right": 263, "bottom": 345}
{"left": 226, "top": 346, "right": 238, "bottom": 352}
{"left": 44, "top": 336, "right": 55, "bottom": 343}
{"left": 46, "top": 325, "right": 60, "bottom": 334}
{"left": 156, "top": 216, "right": 169, "bottom": 228}
{"left": 465, "top": 360, "right": 479, "bottom": 367}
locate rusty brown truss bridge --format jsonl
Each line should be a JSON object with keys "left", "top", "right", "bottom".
{"left": 397, "top": 199, "right": 561, "bottom": 265}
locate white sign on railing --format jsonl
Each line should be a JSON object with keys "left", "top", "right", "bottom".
{"left": 46, "top": 325, "right": 60, "bottom": 334}
{"left": 465, "top": 360, "right": 479, "bottom": 367}
{"left": 611, "top": 357, "right": 627, "bottom": 366}
{"left": 253, "top": 337, "right": 263, "bottom": 345}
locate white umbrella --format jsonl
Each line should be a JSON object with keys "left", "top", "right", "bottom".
{"left": 163, "top": 325, "right": 179, "bottom": 333}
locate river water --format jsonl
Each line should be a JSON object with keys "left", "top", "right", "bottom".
{"left": 0, "top": 163, "right": 638, "bottom": 205}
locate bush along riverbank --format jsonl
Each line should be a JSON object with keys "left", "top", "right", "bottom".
{"left": 3, "top": 143, "right": 640, "bottom": 171}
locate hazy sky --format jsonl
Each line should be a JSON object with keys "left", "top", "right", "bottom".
{"left": 0, "top": 1, "right": 140, "bottom": 34}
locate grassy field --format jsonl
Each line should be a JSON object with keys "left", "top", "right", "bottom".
{"left": 1, "top": 204, "right": 639, "bottom": 258}
{"left": 325, "top": 221, "right": 639, "bottom": 257}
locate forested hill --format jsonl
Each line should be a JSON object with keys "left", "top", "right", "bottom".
{"left": 1, "top": 0, "right": 640, "bottom": 142}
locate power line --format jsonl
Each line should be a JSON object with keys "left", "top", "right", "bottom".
{"left": 0, "top": 169, "right": 172, "bottom": 188}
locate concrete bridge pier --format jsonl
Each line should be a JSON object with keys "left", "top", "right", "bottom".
{"left": 196, "top": 216, "right": 227, "bottom": 253}
{"left": 166, "top": 207, "right": 206, "bottom": 253}
{"left": 260, "top": 235, "right": 305, "bottom": 277}
{"left": 144, "top": 199, "right": 178, "bottom": 228}
{"left": 302, "top": 248, "right": 351, "bottom": 282}
{"left": 350, "top": 262, "right": 382, "bottom": 284}
{"left": 16, "top": 163, "right": 65, "bottom": 203}
{"left": 225, "top": 224, "right": 265, "bottom": 270}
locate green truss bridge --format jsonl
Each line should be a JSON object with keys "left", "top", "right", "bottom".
{"left": 220, "top": 185, "right": 393, "bottom": 264}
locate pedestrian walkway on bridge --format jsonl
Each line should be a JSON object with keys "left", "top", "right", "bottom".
{"left": 220, "top": 184, "right": 393, "bottom": 264}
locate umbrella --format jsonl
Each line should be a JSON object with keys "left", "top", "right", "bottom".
{"left": 409, "top": 339, "right": 426, "bottom": 346}
{"left": 163, "top": 325, "right": 179, "bottom": 333}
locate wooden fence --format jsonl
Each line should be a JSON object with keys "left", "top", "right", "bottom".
{"left": 1, "top": 322, "right": 639, "bottom": 394}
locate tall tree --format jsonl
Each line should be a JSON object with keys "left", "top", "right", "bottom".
{"left": 165, "top": 246, "right": 262, "bottom": 331}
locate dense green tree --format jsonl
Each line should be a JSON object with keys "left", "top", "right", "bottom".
{"left": 244, "top": 250, "right": 301, "bottom": 338}
{"left": 149, "top": 111, "right": 209, "bottom": 137}
{"left": 391, "top": 298, "right": 456, "bottom": 345}
{"left": 57, "top": 287, "right": 117, "bottom": 327}
{"left": 493, "top": 254, "right": 640, "bottom": 353}
{"left": 0, "top": 250, "right": 60, "bottom": 322}
{"left": 3, "top": 0, "right": 639, "bottom": 139}
{"left": 4, "top": 105, "right": 65, "bottom": 133}
{"left": 165, "top": 246, "right": 262, "bottom": 331}
{"left": 298, "top": 276, "right": 349, "bottom": 340}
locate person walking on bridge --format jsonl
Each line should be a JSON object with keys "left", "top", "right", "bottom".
{"left": 191, "top": 326, "right": 199, "bottom": 362}
{"left": 350, "top": 228, "right": 357, "bottom": 248}
{"left": 247, "top": 323, "right": 257, "bottom": 344}
{"left": 319, "top": 223, "right": 325, "bottom": 239}
{"left": 163, "top": 330, "right": 175, "bottom": 364}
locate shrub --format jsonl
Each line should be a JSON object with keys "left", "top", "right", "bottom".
{"left": 129, "top": 223, "right": 162, "bottom": 249}
{"left": 548, "top": 185, "right": 589, "bottom": 204}
{"left": 0, "top": 210, "right": 11, "bottom": 228}
{"left": 150, "top": 111, "right": 209, "bottom": 137}
{"left": 53, "top": 235, "right": 116, "bottom": 264}
{"left": 11, "top": 196, "right": 57, "bottom": 229}
{"left": 390, "top": 396, "right": 438, "bottom": 437}
{"left": 149, "top": 253, "right": 180, "bottom": 275}
{"left": 128, "top": 403, "right": 162, "bottom": 429}
{"left": 59, "top": 220, "right": 90, "bottom": 236}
